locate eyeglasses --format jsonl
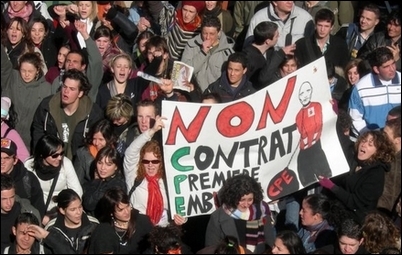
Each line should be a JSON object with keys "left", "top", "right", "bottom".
{"left": 141, "top": 159, "right": 161, "bottom": 164}
{"left": 50, "top": 151, "right": 64, "bottom": 158}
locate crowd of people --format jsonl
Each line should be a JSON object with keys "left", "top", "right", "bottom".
{"left": 1, "top": 1, "right": 401, "bottom": 254}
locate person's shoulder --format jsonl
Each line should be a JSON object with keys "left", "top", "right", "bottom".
{"left": 253, "top": 6, "right": 269, "bottom": 19}
{"left": 24, "top": 158, "right": 34, "bottom": 171}
{"left": 354, "top": 73, "right": 373, "bottom": 89}
{"left": 292, "top": 5, "right": 313, "bottom": 19}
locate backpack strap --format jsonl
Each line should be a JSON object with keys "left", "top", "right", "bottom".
{"left": 128, "top": 178, "right": 143, "bottom": 199}
{"left": 2, "top": 126, "right": 13, "bottom": 138}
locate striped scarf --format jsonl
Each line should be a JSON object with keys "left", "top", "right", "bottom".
{"left": 223, "top": 202, "right": 269, "bottom": 252}
{"left": 166, "top": 9, "right": 201, "bottom": 60}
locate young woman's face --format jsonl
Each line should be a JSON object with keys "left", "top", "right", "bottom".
{"left": 30, "top": 22, "right": 46, "bottom": 45}
{"left": 272, "top": 237, "right": 290, "bottom": 254}
{"left": 78, "top": 1, "right": 93, "bottom": 19}
{"left": 92, "top": 131, "right": 107, "bottom": 151}
{"left": 60, "top": 198, "right": 83, "bottom": 227}
{"left": 96, "top": 156, "right": 118, "bottom": 179}
{"left": 7, "top": 21, "right": 24, "bottom": 45}
{"left": 19, "top": 62, "right": 38, "bottom": 83}
{"left": 111, "top": 57, "right": 131, "bottom": 83}
{"left": 299, "top": 199, "right": 321, "bottom": 227}
{"left": 236, "top": 193, "right": 254, "bottom": 212}
{"left": 347, "top": 66, "right": 360, "bottom": 85}
{"left": 114, "top": 202, "right": 131, "bottom": 222}
{"left": 95, "top": 36, "right": 111, "bottom": 56}
{"left": 138, "top": 38, "right": 149, "bottom": 54}
{"left": 142, "top": 152, "right": 161, "bottom": 177}
{"left": 43, "top": 146, "right": 64, "bottom": 167}
{"left": 57, "top": 46, "right": 70, "bottom": 69}
{"left": 357, "top": 134, "right": 377, "bottom": 161}
{"left": 280, "top": 59, "right": 298, "bottom": 77}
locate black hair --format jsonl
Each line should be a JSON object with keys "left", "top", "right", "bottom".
{"left": 275, "top": 230, "right": 306, "bottom": 254}
{"left": 201, "top": 92, "right": 222, "bottom": 103}
{"left": 314, "top": 8, "right": 335, "bottom": 26}
{"left": 52, "top": 188, "right": 81, "bottom": 210}
{"left": 388, "top": 105, "right": 401, "bottom": 119}
{"left": 32, "top": 134, "right": 64, "bottom": 170}
{"left": 228, "top": 52, "right": 248, "bottom": 69}
{"left": 149, "top": 225, "right": 183, "bottom": 254}
{"left": 62, "top": 68, "right": 92, "bottom": 95}
{"left": 220, "top": 174, "right": 263, "bottom": 209}
{"left": 253, "top": 21, "right": 278, "bottom": 45}
{"left": 14, "top": 212, "right": 40, "bottom": 227}
{"left": 1, "top": 173, "right": 15, "bottom": 191}
{"left": 214, "top": 235, "right": 242, "bottom": 254}
{"left": 368, "top": 47, "right": 394, "bottom": 67}
{"left": 202, "top": 15, "right": 221, "bottom": 31}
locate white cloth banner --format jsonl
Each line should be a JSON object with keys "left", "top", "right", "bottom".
{"left": 161, "top": 57, "right": 349, "bottom": 218}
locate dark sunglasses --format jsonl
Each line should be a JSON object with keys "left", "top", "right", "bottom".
{"left": 50, "top": 151, "right": 64, "bottom": 158}
{"left": 141, "top": 159, "right": 161, "bottom": 164}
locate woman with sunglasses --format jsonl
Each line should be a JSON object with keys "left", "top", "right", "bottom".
{"left": 123, "top": 116, "right": 187, "bottom": 227}
{"left": 25, "top": 134, "right": 82, "bottom": 226}
{"left": 82, "top": 146, "right": 126, "bottom": 216}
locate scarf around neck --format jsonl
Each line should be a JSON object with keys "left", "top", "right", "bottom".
{"left": 305, "top": 220, "right": 329, "bottom": 243}
{"left": 35, "top": 160, "right": 62, "bottom": 181}
{"left": 8, "top": 4, "right": 33, "bottom": 22}
{"left": 204, "top": 6, "right": 222, "bottom": 18}
{"left": 145, "top": 174, "right": 164, "bottom": 225}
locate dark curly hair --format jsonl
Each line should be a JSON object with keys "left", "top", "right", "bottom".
{"left": 149, "top": 224, "right": 182, "bottom": 253}
{"left": 355, "top": 130, "right": 395, "bottom": 165}
{"left": 220, "top": 174, "right": 263, "bottom": 209}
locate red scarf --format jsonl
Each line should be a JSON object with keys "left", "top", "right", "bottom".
{"left": 146, "top": 175, "right": 164, "bottom": 225}
{"left": 175, "top": 9, "right": 202, "bottom": 32}
{"left": 8, "top": 4, "right": 33, "bottom": 22}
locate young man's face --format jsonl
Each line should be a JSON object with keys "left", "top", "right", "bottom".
{"left": 227, "top": 61, "right": 246, "bottom": 85}
{"left": 12, "top": 222, "right": 36, "bottom": 252}
{"left": 1, "top": 152, "right": 17, "bottom": 174}
{"left": 65, "top": 53, "right": 85, "bottom": 71}
{"left": 1, "top": 188, "right": 15, "bottom": 213}
{"left": 61, "top": 78, "right": 84, "bottom": 106}
{"left": 359, "top": 9, "right": 379, "bottom": 32}
{"left": 373, "top": 59, "right": 396, "bottom": 81}
{"left": 315, "top": 20, "right": 332, "bottom": 39}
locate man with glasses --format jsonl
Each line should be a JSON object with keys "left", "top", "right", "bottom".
{"left": 31, "top": 69, "right": 104, "bottom": 160}
{"left": 1, "top": 138, "right": 45, "bottom": 219}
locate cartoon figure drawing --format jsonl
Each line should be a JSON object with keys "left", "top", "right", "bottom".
{"left": 295, "top": 81, "right": 332, "bottom": 186}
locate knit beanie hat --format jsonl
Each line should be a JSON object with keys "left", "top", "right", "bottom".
{"left": 182, "top": 1, "right": 206, "bottom": 13}
{"left": 1, "top": 97, "right": 11, "bottom": 120}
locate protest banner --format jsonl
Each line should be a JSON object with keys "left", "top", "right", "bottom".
{"left": 161, "top": 57, "right": 350, "bottom": 218}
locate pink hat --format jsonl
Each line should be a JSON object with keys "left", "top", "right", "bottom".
{"left": 182, "top": 1, "right": 206, "bottom": 13}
